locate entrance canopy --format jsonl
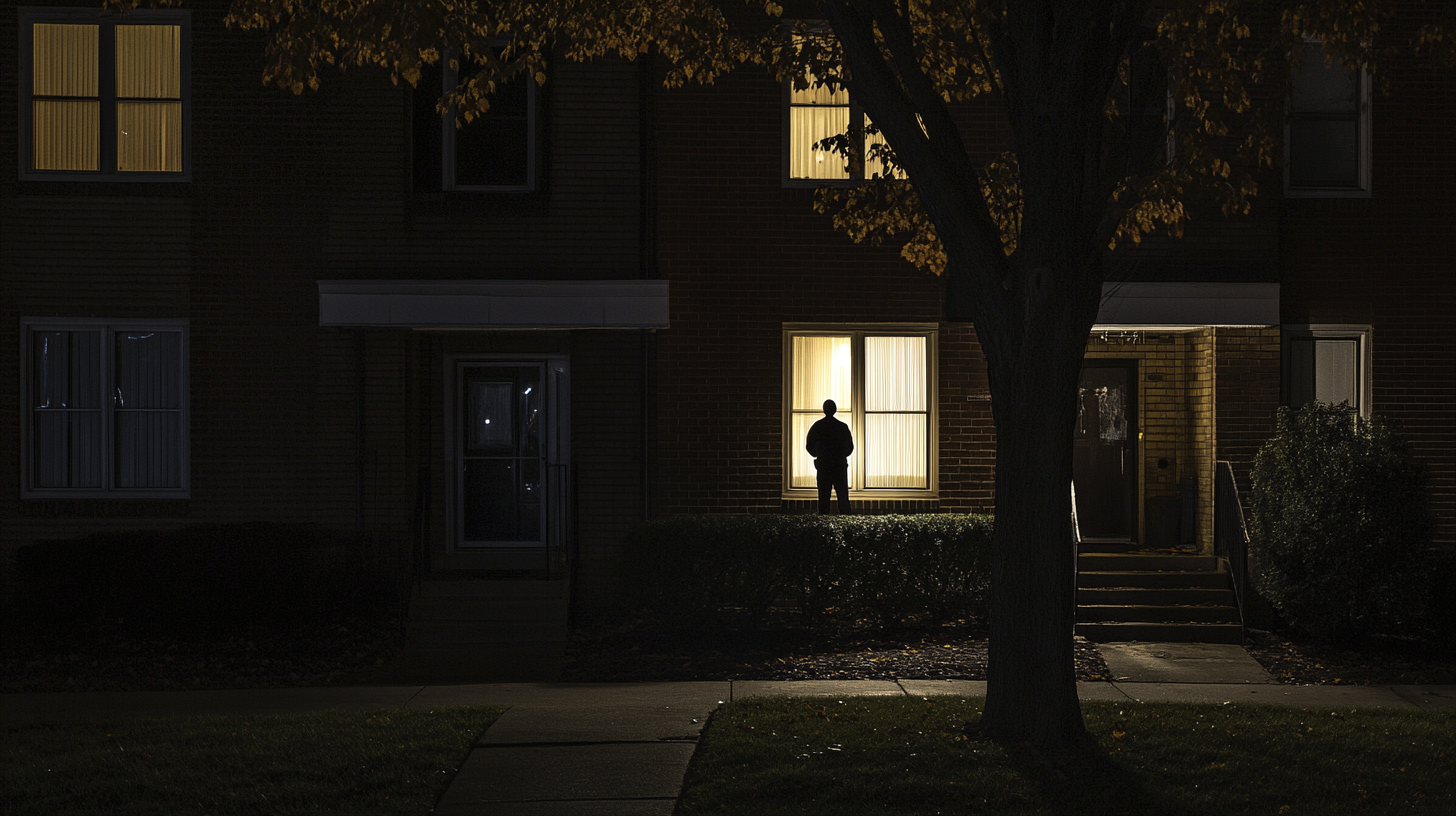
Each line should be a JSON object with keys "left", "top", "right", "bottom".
{"left": 1095, "top": 282, "right": 1278, "bottom": 327}
{"left": 317, "top": 280, "right": 670, "bottom": 329}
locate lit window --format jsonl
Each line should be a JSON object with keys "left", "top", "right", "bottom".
{"left": 23, "top": 320, "right": 189, "bottom": 496}
{"left": 784, "top": 25, "right": 900, "bottom": 184}
{"left": 1284, "top": 326, "right": 1371, "bottom": 417}
{"left": 1286, "top": 40, "right": 1370, "bottom": 196}
{"left": 784, "top": 327, "right": 935, "bottom": 494}
{"left": 20, "top": 8, "right": 189, "bottom": 180}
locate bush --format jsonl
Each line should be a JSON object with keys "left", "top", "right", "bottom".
{"left": 13, "top": 522, "right": 401, "bottom": 638}
{"left": 622, "top": 513, "right": 994, "bottom": 627}
{"left": 1247, "top": 403, "right": 1432, "bottom": 638}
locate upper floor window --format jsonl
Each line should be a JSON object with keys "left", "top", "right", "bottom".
{"left": 443, "top": 60, "right": 537, "bottom": 191}
{"left": 783, "top": 25, "right": 900, "bottom": 186}
{"left": 23, "top": 319, "right": 189, "bottom": 497}
{"left": 1284, "top": 325, "right": 1371, "bottom": 418}
{"left": 18, "top": 8, "right": 190, "bottom": 181}
{"left": 1286, "top": 40, "right": 1370, "bottom": 197}
{"left": 414, "top": 55, "right": 541, "bottom": 194}
{"left": 783, "top": 325, "right": 936, "bottom": 496}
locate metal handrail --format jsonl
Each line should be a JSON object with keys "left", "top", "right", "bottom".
{"left": 1214, "top": 461, "right": 1248, "bottom": 622}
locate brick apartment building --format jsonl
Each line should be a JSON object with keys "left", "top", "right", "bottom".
{"left": 2, "top": 3, "right": 1451, "bottom": 672}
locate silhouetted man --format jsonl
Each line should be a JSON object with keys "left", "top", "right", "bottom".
{"left": 805, "top": 399, "right": 853, "bottom": 515}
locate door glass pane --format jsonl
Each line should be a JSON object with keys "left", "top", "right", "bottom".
{"left": 463, "top": 459, "right": 519, "bottom": 541}
{"left": 461, "top": 365, "right": 545, "bottom": 545}
{"left": 864, "top": 413, "right": 926, "bottom": 488}
{"left": 792, "top": 335, "right": 851, "bottom": 411}
{"left": 469, "top": 382, "right": 515, "bottom": 453}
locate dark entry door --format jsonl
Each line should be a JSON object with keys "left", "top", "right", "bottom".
{"left": 1073, "top": 362, "right": 1136, "bottom": 540}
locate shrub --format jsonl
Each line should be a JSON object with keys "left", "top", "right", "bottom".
{"left": 13, "top": 522, "right": 401, "bottom": 638}
{"left": 1247, "top": 403, "right": 1432, "bottom": 638}
{"left": 622, "top": 513, "right": 994, "bottom": 627}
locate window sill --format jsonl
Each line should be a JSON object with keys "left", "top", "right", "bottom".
{"left": 19, "top": 498, "right": 189, "bottom": 518}
{"left": 782, "top": 490, "right": 938, "bottom": 501}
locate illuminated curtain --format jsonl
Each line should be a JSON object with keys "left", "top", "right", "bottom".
{"left": 114, "top": 331, "right": 183, "bottom": 488}
{"left": 789, "top": 75, "right": 849, "bottom": 180}
{"left": 116, "top": 25, "right": 182, "bottom": 172}
{"left": 791, "top": 335, "right": 854, "bottom": 488}
{"left": 32, "top": 23, "right": 99, "bottom": 171}
{"left": 864, "top": 336, "right": 927, "bottom": 488}
{"left": 863, "top": 116, "right": 906, "bottom": 181}
{"left": 32, "top": 331, "right": 103, "bottom": 488}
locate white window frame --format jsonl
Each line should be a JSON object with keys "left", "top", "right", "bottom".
{"left": 1284, "top": 40, "right": 1371, "bottom": 198}
{"left": 17, "top": 6, "right": 192, "bottom": 182}
{"left": 782, "top": 323, "right": 937, "bottom": 499}
{"left": 440, "top": 52, "right": 538, "bottom": 192}
{"left": 781, "top": 23, "right": 900, "bottom": 188}
{"left": 21, "top": 317, "right": 190, "bottom": 498}
{"left": 442, "top": 353, "right": 569, "bottom": 568}
{"left": 1282, "top": 324, "right": 1373, "bottom": 418}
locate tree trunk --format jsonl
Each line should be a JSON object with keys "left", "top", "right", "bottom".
{"left": 975, "top": 271, "right": 1097, "bottom": 748}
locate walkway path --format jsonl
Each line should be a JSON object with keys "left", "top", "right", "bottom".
{"left": 5, "top": 648, "right": 1455, "bottom": 816}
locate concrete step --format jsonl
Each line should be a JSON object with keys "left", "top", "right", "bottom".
{"left": 406, "top": 619, "right": 568, "bottom": 648}
{"left": 409, "top": 595, "right": 569, "bottom": 622}
{"left": 1076, "top": 621, "right": 1244, "bottom": 644}
{"left": 1077, "top": 570, "right": 1230, "bottom": 589}
{"left": 1077, "top": 586, "right": 1236, "bottom": 606}
{"left": 393, "top": 644, "right": 565, "bottom": 683}
{"left": 414, "top": 579, "right": 567, "bottom": 599}
{"left": 1076, "top": 604, "right": 1241, "bottom": 624}
{"left": 1077, "top": 552, "right": 1219, "bottom": 572}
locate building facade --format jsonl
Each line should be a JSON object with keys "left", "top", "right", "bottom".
{"left": 3, "top": 3, "right": 1451, "bottom": 636}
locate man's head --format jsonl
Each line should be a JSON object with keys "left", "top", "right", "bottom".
{"left": 823, "top": 399, "right": 837, "bottom": 416}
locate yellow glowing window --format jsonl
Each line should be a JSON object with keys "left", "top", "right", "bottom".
{"left": 23, "top": 11, "right": 188, "bottom": 178}
{"left": 786, "top": 329, "right": 934, "bottom": 493}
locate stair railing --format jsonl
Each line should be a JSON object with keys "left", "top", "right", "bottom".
{"left": 1213, "top": 461, "right": 1248, "bottom": 626}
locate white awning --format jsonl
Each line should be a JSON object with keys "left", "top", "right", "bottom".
{"left": 317, "top": 280, "right": 669, "bottom": 329}
{"left": 1095, "top": 282, "right": 1279, "bottom": 327}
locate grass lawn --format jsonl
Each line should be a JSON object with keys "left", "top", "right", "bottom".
{"left": 678, "top": 697, "right": 1456, "bottom": 815}
{"left": 1, "top": 705, "right": 505, "bottom": 816}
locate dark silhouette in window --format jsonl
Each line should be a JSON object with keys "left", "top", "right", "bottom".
{"left": 805, "top": 399, "right": 853, "bottom": 514}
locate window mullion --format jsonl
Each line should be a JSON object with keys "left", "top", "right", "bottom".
{"left": 98, "top": 22, "right": 117, "bottom": 175}
{"left": 100, "top": 326, "right": 114, "bottom": 491}
{"left": 852, "top": 332, "right": 864, "bottom": 491}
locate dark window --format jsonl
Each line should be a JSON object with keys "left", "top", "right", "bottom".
{"left": 1286, "top": 41, "right": 1369, "bottom": 195}
{"left": 413, "top": 58, "right": 540, "bottom": 193}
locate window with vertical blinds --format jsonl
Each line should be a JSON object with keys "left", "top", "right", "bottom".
{"left": 1284, "top": 326, "right": 1370, "bottom": 418}
{"left": 20, "top": 9, "right": 189, "bottom": 180}
{"left": 24, "top": 320, "right": 188, "bottom": 496}
{"left": 785, "top": 327, "right": 935, "bottom": 495}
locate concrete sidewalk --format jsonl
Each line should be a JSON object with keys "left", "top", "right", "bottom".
{"left": 6, "top": 676, "right": 1456, "bottom": 815}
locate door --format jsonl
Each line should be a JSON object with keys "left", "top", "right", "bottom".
{"left": 1073, "top": 361, "right": 1137, "bottom": 540}
{"left": 456, "top": 360, "right": 569, "bottom": 570}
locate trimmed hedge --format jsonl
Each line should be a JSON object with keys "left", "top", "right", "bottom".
{"left": 13, "top": 522, "right": 401, "bottom": 637}
{"left": 1248, "top": 403, "right": 1433, "bottom": 638}
{"left": 623, "top": 513, "right": 994, "bottom": 626}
